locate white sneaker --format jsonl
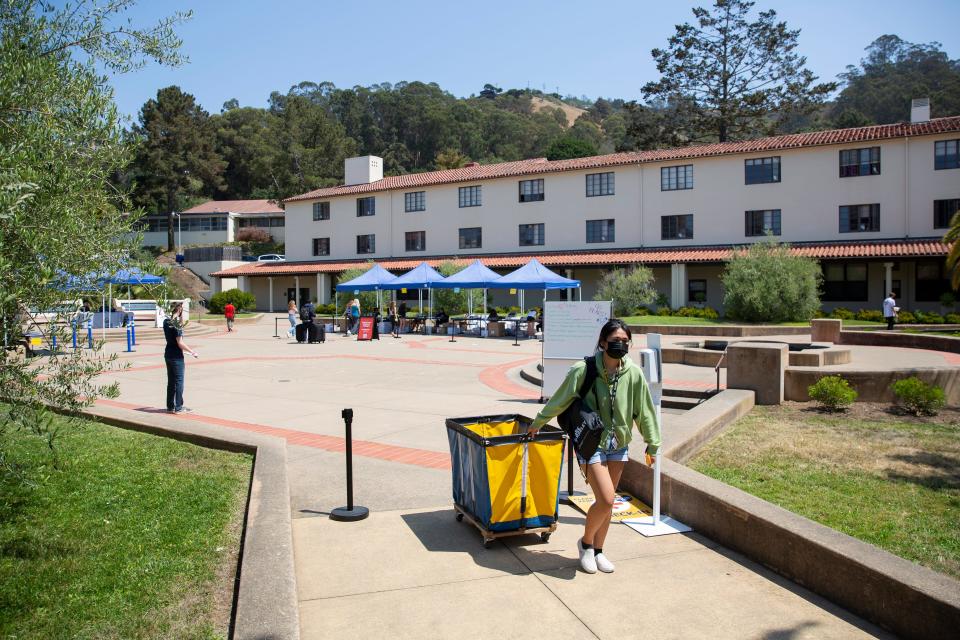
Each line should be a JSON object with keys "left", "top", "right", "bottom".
{"left": 594, "top": 552, "right": 615, "bottom": 573}
{"left": 577, "top": 538, "right": 597, "bottom": 574}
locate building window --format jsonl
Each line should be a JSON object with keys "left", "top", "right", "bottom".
{"left": 916, "top": 261, "right": 951, "bottom": 302}
{"left": 183, "top": 216, "right": 228, "bottom": 231}
{"left": 519, "top": 179, "right": 544, "bottom": 202}
{"left": 822, "top": 262, "right": 868, "bottom": 302}
{"left": 459, "top": 227, "right": 482, "bottom": 249}
{"left": 312, "top": 238, "right": 329, "bottom": 256}
{"left": 458, "top": 186, "right": 482, "bottom": 208}
{"left": 356, "top": 196, "right": 375, "bottom": 217}
{"left": 661, "top": 214, "right": 694, "bottom": 240}
{"left": 586, "top": 172, "right": 615, "bottom": 197}
{"left": 660, "top": 165, "right": 693, "bottom": 191}
{"left": 405, "top": 231, "right": 426, "bottom": 252}
{"left": 745, "top": 209, "right": 782, "bottom": 236}
{"left": 688, "top": 279, "right": 707, "bottom": 305}
{"left": 356, "top": 234, "right": 375, "bottom": 254}
{"left": 934, "top": 199, "right": 960, "bottom": 229}
{"left": 519, "top": 223, "right": 545, "bottom": 246}
{"left": 935, "top": 139, "right": 960, "bottom": 170}
{"left": 839, "top": 147, "right": 880, "bottom": 177}
{"left": 313, "top": 202, "right": 330, "bottom": 221}
{"left": 405, "top": 191, "right": 425, "bottom": 212}
{"left": 839, "top": 204, "right": 880, "bottom": 232}
{"left": 270, "top": 217, "right": 285, "bottom": 227}
{"left": 745, "top": 157, "right": 781, "bottom": 184}
{"left": 585, "top": 219, "right": 615, "bottom": 243}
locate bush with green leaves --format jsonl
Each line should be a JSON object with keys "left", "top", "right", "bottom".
{"left": 594, "top": 266, "right": 656, "bottom": 316}
{"left": 721, "top": 241, "right": 821, "bottom": 322}
{"left": 674, "top": 306, "right": 720, "bottom": 320}
{"left": 633, "top": 307, "right": 651, "bottom": 316}
{"left": 916, "top": 311, "right": 945, "bottom": 324}
{"left": 896, "top": 310, "right": 916, "bottom": 324}
{"left": 855, "top": 309, "right": 884, "bottom": 322}
{"left": 829, "top": 307, "right": 855, "bottom": 320}
{"left": 946, "top": 313, "right": 960, "bottom": 324}
{"left": 208, "top": 289, "right": 256, "bottom": 314}
{"left": 656, "top": 306, "right": 673, "bottom": 316}
{"left": 808, "top": 376, "right": 858, "bottom": 411}
{"left": 891, "top": 377, "right": 945, "bottom": 416}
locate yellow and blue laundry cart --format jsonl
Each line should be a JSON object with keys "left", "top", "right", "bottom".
{"left": 446, "top": 414, "right": 566, "bottom": 547}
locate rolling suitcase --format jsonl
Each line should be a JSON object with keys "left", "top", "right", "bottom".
{"left": 307, "top": 323, "right": 322, "bottom": 343}
{"left": 295, "top": 323, "right": 307, "bottom": 343}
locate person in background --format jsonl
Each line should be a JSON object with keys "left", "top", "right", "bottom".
{"left": 526, "top": 319, "right": 659, "bottom": 575}
{"left": 487, "top": 307, "right": 500, "bottom": 321}
{"left": 388, "top": 300, "right": 401, "bottom": 338}
{"left": 348, "top": 298, "right": 361, "bottom": 335}
{"left": 882, "top": 292, "right": 899, "bottom": 330}
{"left": 224, "top": 301, "right": 236, "bottom": 332}
{"left": 287, "top": 299, "right": 298, "bottom": 338}
{"left": 398, "top": 301, "right": 408, "bottom": 334}
{"left": 163, "top": 302, "right": 198, "bottom": 413}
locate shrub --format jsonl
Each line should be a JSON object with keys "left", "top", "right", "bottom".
{"left": 946, "top": 313, "right": 960, "bottom": 324}
{"left": 208, "top": 289, "right": 256, "bottom": 314}
{"left": 813, "top": 309, "right": 827, "bottom": 318}
{"left": 655, "top": 306, "right": 673, "bottom": 316}
{"left": 634, "top": 307, "right": 651, "bottom": 316}
{"left": 896, "top": 310, "right": 916, "bottom": 324}
{"left": 829, "top": 307, "right": 855, "bottom": 320}
{"left": 917, "top": 311, "right": 945, "bottom": 324}
{"left": 891, "top": 377, "right": 945, "bottom": 416}
{"left": 700, "top": 306, "right": 720, "bottom": 320}
{"left": 315, "top": 303, "right": 336, "bottom": 315}
{"left": 594, "top": 266, "right": 656, "bottom": 316}
{"left": 808, "top": 375, "right": 857, "bottom": 411}
{"left": 855, "top": 309, "right": 884, "bottom": 322}
{"left": 235, "top": 227, "right": 272, "bottom": 243}
{"left": 940, "top": 292, "right": 957, "bottom": 309}
{"left": 675, "top": 306, "right": 699, "bottom": 317}
{"left": 721, "top": 240, "right": 821, "bottom": 322}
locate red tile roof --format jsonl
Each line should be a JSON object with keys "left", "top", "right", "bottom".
{"left": 285, "top": 117, "right": 960, "bottom": 202}
{"left": 211, "top": 239, "right": 949, "bottom": 277}
{"left": 182, "top": 199, "right": 284, "bottom": 215}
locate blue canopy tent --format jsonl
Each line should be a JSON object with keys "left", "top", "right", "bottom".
{"left": 429, "top": 259, "right": 502, "bottom": 320}
{"left": 54, "top": 267, "right": 165, "bottom": 334}
{"left": 491, "top": 259, "right": 581, "bottom": 330}
{"left": 333, "top": 263, "right": 398, "bottom": 317}
{"left": 381, "top": 262, "right": 445, "bottom": 320}
{"left": 105, "top": 268, "right": 165, "bottom": 329}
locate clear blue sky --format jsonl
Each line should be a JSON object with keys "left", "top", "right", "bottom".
{"left": 103, "top": 0, "right": 960, "bottom": 121}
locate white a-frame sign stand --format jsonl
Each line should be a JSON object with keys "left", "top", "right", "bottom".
{"left": 623, "top": 333, "right": 692, "bottom": 537}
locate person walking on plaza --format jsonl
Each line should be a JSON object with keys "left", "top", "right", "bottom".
{"left": 287, "top": 299, "right": 297, "bottom": 338}
{"left": 883, "top": 292, "right": 899, "bottom": 330}
{"left": 388, "top": 300, "right": 401, "bottom": 338}
{"left": 163, "top": 302, "right": 198, "bottom": 413}
{"left": 224, "top": 301, "right": 236, "bottom": 332}
{"left": 527, "top": 318, "right": 660, "bottom": 574}
{"left": 347, "top": 298, "right": 361, "bottom": 335}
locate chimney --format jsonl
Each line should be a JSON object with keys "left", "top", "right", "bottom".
{"left": 910, "top": 98, "right": 930, "bottom": 124}
{"left": 344, "top": 155, "right": 383, "bottom": 186}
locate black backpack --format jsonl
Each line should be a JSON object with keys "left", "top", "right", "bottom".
{"left": 300, "top": 304, "right": 313, "bottom": 322}
{"left": 556, "top": 357, "right": 604, "bottom": 460}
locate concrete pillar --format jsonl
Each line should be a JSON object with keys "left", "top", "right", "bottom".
{"left": 670, "top": 263, "right": 687, "bottom": 308}
{"left": 884, "top": 262, "right": 894, "bottom": 297}
{"left": 726, "top": 343, "right": 788, "bottom": 405}
{"left": 294, "top": 275, "right": 300, "bottom": 308}
{"left": 318, "top": 273, "right": 329, "bottom": 304}
{"left": 226, "top": 213, "right": 236, "bottom": 242}
{"left": 211, "top": 277, "right": 221, "bottom": 295}
{"left": 566, "top": 269, "right": 574, "bottom": 301}
{"left": 237, "top": 276, "right": 248, "bottom": 293}
{"left": 811, "top": 318, "right": 842, "bottom": 343}
{"left": 268, "top": 277, "right": 274, "bottom": 313}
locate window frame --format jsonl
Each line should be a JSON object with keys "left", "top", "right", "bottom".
{"left": 312, "top": 202, "right": 330, "bottom": 221}
{"left": 934, "top": 198, "right": 960, "bottom": 229}
{"left": 822, "top": 261, "right": 869, "bottom": 302}
{"left": 404, "top": 191, "right": 426, "bottom": 212}
{"left": 312, "top": 237, "right": 330, "bottom": 256}
{"left": 839, "top": 203, "right": 881, "bottom": 233}
{"left": 660, "top": 165, "right": 694, "bottom": 191}
{"left": 744, "top": 157, "right": 781, "bottom": 185}
{"left": 458, "top": 226, "right": 482, "bottom": 249}
{"left": 518, "top": 223, "right": 545, "bottom": 246}
{"left": 356, "top": 234, "right": 375, "bottom": 254}
{"left": 935, "top": 139, "right": 960, "bottom": 170}
{"left": 585, "top": 219, "right": 615, "bottom": 243}
{"left": 661, "top": 214, "right": 694, "bottom": 240}
{"left": 688, "top": 279, "right": 707, "bottom": 304}
{"left": 744, "top": 209, "right": 782, "bottom": 236}
{"left": 458, "top": 186, "right": 482, "bottom": 208}
{"left": 839, "top": 147, "right": 881, "bottom": 178}
{"left": 518, "top": 179, "right": 545, "bottom": 203}
{"left": 585, "top": 172, "right": 615, "bottom": 197}
{"left": 405, "top": 230, "right": 426, "bottom": 252}
{"left": 356, "top": 196, "right": 376, "bottom": 217}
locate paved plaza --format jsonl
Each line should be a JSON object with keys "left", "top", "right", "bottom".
{"left": 86, "top": 314, "right": 960, "bottom": 638}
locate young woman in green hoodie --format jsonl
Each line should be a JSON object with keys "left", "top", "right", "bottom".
{"left": 528, "top": 318, "right": 660, "bottom": 574}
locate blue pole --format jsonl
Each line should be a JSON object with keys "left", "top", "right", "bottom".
{"left": 72, "top": 322, "right": 78, "bottom": 349}
{"left": 52, "top": 333, "right": 57, "bottom": 350}
{"left": 130, "top": 316, "right": 136, "bottom": 345}
{"left": 125, "top": 326, "right": 134, "bottom": 352}
{"left": 87, "top": 324, "right": 93, "bottom": 349}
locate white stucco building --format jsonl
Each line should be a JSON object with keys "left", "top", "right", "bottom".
{"left": 138, "top": 199, "right": 285, "bottom": 249}
{"left": 213, "top": 111, "right": 959, "bottom": 314}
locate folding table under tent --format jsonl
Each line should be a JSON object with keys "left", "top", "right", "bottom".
{"left": 333, "top": 263, "right": 399, "bottom": 317}
{"left": 380, "top": 262, "right": 446, "bottom": 325}
{"left": 429, "top": 259, "right": 503, "bottom": 327}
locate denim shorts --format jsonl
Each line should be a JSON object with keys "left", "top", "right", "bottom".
{"left": 577, "top": 446, "right": 630, "bottom": 466}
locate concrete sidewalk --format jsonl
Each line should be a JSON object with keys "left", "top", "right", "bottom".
{"left": 94, "top": 314, "right": 922, "bottom": 638}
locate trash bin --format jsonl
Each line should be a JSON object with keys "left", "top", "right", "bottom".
{"left": 446, "top": 414, "right": 566, "bottom": 547}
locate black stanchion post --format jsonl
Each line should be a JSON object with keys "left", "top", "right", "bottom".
{"left": 513, "top": 319, "right": 520, "bottom": 347}
{"left": 330, "top": 408, "right": 369, "bottom": 522}
{"left": 274, "top": 317, "right": 280, "bottom": 338}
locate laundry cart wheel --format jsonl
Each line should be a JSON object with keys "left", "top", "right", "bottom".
{"left": 456, "top": 512, "right": 464, "bottom": 522}
{"left": 540, "top": 532, "right": 551, "bottom": 543}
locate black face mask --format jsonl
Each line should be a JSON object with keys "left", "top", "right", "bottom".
{"left": 605, "top": 340, "right": 629, "bottom": 360}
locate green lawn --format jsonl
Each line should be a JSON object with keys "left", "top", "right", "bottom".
{"left": 620, "top": 315, "right": 885, "bottom": 327}
{"left": 690, "top": 404, "right": 960, "bottom": 579}
{"left": 0, "top": 409, "right": 252, "bottom": 639}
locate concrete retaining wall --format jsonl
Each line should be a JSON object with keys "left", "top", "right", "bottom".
{"left": 620, "top": 459, "right": 960, "bottom": 640}
{"left": 840, "top": 329, "right": 960, "bottom": 354}
{"left": 786, "top": 367, "right": 960, "bottom": 404}
{"left": 628, "top": 324, "right": 811, "bottom": 337}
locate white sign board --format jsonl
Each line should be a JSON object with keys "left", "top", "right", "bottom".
{"left": 542, "top": 301, "right": 611, "bottom": 398}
